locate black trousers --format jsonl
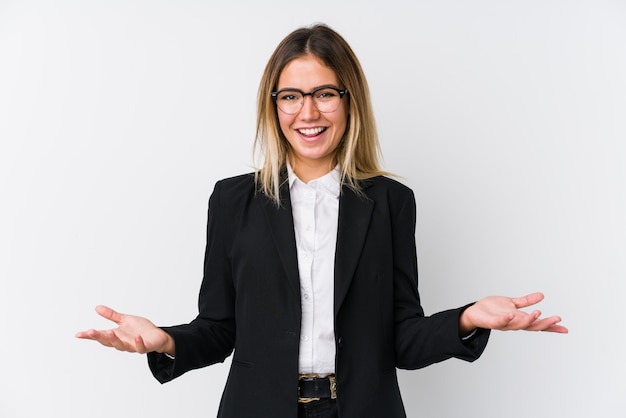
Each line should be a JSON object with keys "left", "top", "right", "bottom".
{"left": 297, "top": 399, "right": 338, "bottom": 418}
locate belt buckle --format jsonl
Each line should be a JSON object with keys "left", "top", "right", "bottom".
{"left": 297, "top": 374, "right": 337, "bottom": 403}
{"left": 328, "top": 375, "right": 337, "bottom": 400}
{"left": 298, "top": 373, "right": 320, "bottom": 403}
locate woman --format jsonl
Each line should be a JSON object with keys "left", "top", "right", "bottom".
{"left": 77, "top": 24, "right": 567, "bottom": 417}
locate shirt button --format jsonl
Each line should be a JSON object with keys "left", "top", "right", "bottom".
{"left": 303, "top": 335, "right": 309, "bottom": 341}
{"left": 303, "top": 293, "right": 309, "bottom": 300}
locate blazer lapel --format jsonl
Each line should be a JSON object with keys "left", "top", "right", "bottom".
{"left": 334, "top": 183, "right": 375, "bottom": 316}
{"left": 261, "top": 178, "right": 301, "bottom": 298}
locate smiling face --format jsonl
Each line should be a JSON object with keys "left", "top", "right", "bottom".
{"left": 276, "top": 55, "right": 348, "bottom": 182}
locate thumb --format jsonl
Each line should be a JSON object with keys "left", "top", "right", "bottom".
{"left": 95, "top": 305, "right": 124, "bottom": 324}
{"left": 511, "top": 292, "right": 545, "bottom": 309}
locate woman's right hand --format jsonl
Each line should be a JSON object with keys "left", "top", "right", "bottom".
{"left": 76, "top": 305, "right": 175, "bottom": 356}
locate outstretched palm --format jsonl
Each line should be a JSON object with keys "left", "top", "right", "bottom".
{"left": 76, "top": 305, "right": 174, "bottom": 354}
{"left": 460, "top": 292, "right": 568, "bottom": 334}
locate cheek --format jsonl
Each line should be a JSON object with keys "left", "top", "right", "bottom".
{"left": 334, "top": 112, "right": 348, "bottom": 138}
{"left": 277, "top": 112, "right": 294, "bottom": 136}
{"left": 335, "top": 104, "right": 349, "bottom": 133}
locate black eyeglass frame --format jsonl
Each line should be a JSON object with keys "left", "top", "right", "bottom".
{"left": 270, "top": 86, "right": 349, "bottom": 114}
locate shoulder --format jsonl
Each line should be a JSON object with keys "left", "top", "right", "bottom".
{"left": 363, "top": 175, "right": 415, "bottom": 199}
{"left": 209, "top": 172, "right": 257, "bottom": 205}
{"left": 214, "top": 172, "right": 256, "bottom": 190}
{"left": 366, "top": 176, "right": 417, "bottom": 224}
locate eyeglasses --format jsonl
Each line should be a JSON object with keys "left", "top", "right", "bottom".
{"left": 271, "top": 86, "right": 348, "bottom": 115}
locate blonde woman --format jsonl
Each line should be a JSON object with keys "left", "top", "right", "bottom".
{"left": 77, "top": 24, "right": 567, "bottom": 418}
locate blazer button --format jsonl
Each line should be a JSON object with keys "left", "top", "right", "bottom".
{"left": 337, "top": 337, "right": 343, "bottom": 348}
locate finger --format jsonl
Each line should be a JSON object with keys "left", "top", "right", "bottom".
{"left": 493, "top": 312, "right": 515, "bottom": 329}
{"left": 106, "top": 329, "right": 131, "bottom": 351}
{"left": 511, "top": 292, "right": 544, "bottom": 309}
{"left": 75, "top": 329, "right": 100, "bottom": 340}
{"left": 512, "top": 310, "right": 542, "bottom": 330}
{"left": 81, "top": 329, "right": 116, "bottom": 347}
{"left": 525, "top": 315, "right": 564, "bottom": 332}
{"left": 544, "top": 324, "right": 569, "bottom": 333}
{"left": 95, "top": 305, "right": 124, "bottom": 324}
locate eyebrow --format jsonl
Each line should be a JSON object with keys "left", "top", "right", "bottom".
{"left": 275, "top": 84, "right": 341, "bottom": 92}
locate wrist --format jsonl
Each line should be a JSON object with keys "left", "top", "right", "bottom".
{"left": 157, "top": 333, "right": 176, "bottom": 357}
{"left": 459, "top": 305, "right": 476, "bottom": 336}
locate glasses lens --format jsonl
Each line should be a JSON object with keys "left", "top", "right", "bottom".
{"left": 275, "top": 90, "right": 303, "bottom": 114}
{"left": 312, "top": 88, "right": 341, "bottom": 113}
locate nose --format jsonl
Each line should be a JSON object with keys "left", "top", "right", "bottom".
{"left": 299, "top": 95, "right": 319, "bottom": 119}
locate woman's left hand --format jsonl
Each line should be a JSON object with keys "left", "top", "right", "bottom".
{"left": 459, "top": 292, "right": 568, "bottom": 335}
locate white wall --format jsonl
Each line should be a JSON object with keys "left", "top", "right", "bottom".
{"left": 1, "top": 1, "right": 624, "bottom": 417}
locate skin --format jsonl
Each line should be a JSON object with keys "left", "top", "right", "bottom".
{"left": 76, "top": 305, "right": 174, "bottom": 355}
{"left": 460, "top": 292, "right": 567, "bottom": 335}
{"left": 76, "top": 56, "right": 567, "bottom": 355}
{"left": 276, "top": 55, "right": 348, "bottom": 183}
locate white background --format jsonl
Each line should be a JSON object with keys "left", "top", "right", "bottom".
{"left": 1, "top": 1, "right": 625, "bottom": 417}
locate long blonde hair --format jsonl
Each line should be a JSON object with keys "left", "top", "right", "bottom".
{"left": 254, "top": 24, "right": 387, "bottom": 205}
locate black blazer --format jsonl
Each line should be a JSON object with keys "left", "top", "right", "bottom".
{"left": 148, "top": 173, "right": 489, "bottom": 417}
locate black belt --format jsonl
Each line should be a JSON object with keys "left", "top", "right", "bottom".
{"left": 298, "top": 375, "right": 337, "bottom": 402}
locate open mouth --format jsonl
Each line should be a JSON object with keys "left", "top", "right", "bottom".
{"left": 297, "top": 127, "right": 327, "bottom": 137}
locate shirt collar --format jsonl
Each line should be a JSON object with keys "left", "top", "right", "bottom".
{"left": 287, "top": 162, "right": 341, "bottom": 199}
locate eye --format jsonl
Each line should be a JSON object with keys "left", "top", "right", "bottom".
{"left": 278, "top": 91, "right": 301, "bottom": 102}
{"left": 315, "top": 89, "right": 338, "bottom": 101}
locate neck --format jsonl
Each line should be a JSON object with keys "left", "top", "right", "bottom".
{"left": 289, "top": 158, "right": 336, "bottom": 183}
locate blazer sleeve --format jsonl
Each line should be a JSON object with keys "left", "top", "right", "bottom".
{"left": 148, "top": 180, "right": 236, "bottom": 383}
{"left": 391, "top": 187, "right": 490, "bottom": 370}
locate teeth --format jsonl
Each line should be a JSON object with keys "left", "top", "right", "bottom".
{"left": 298, "top": 127, "right": 325, "bottom": 136}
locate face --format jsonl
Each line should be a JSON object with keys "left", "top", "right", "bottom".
{"left": 276, "top": 55, "right": 348, "bottom": 181}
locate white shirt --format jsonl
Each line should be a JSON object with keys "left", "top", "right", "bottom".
{"left": 288, "top": 164, "right": 340, "bottom": 375}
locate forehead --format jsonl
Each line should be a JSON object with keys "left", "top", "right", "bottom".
{"left": 277, "top": 55, "right": 339, "bottom": 90}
